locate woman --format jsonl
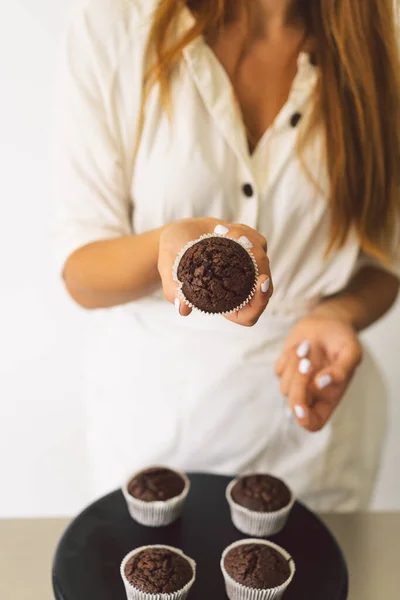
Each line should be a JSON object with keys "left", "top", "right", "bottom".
{"left": 55, "top": 0, "right": 400, "bottom": 511}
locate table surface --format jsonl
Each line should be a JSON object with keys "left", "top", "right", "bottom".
{"left": 0, "top": 513, "right": 398, "bottom": 600}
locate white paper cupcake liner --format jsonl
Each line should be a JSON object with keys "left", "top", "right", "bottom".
{"left": 221, "top": 539, "right": 296, "bottom": 600}
{"left": 121, "top": 545, "right": 196, "bottom": 600}
{"left": 122, "top": 467, "right": 190, "bottom": 527}
{"left": 226, "top": 479, "right": 295, "bottom": 537}
{"left": 172, "top": 233, "right": 259, "bottom": 316}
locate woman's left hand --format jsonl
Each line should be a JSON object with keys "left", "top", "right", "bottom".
{"left": 275, "top": 314, "right": 363, "bottom": 432}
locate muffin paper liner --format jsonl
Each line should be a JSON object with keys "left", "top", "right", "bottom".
{"left": 226, "top": 479, "right": 295, "bottom": 537}
{"left": 122, "top": 467, "right": 190, "bottom": 527}
{"left": 172, "top": 233, "right": 259, "bottom": 316}
{"left": 221, "top": 539, "right": 296, "bottom": 600}
{"left": 120, "top": 545, "right": 196, "bottom": 600}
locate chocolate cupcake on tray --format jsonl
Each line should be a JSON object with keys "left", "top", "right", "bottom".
{"left": 122, "top": 466, "right": 190, "bottom": 527}
{"left": 221, "top": 539, "right": 295, "bottom": 600}
{"left": 172, "top": 234, "right": 258, "bottom": 315}
{"left": 226, "top": 474, "right": 295, "bottom": 537}
{"left": 121, "top": 545, "right": 196, "bottom": 600}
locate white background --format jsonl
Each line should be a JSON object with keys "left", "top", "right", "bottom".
{"left": 0, "top": 1, "right": 399, "bottom": 517}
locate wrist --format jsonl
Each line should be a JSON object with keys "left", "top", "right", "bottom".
{"left": 310, "top": 297, "right": 361, "bottom": 331}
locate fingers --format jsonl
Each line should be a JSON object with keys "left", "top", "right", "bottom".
{"left": 219, "top": 223, "right": 272, "bottom": 327}
{"left": 174, "top": 297, "right": 192, "bottom": 317}
{"left": 223, "top": 224, "right": 268, "bottom": 255}
{"left": 275, "top": 351, "right": 288, "bottom": 377}
{"left": 275, "top": 338, "right": 311, "bottom": 378}
{"left": 312, "top": 340, "right": 362, "bottom": 395}
{"left": 306, "top": 398, "right": 339, "bottom": 432}
{"left": 225, "top": 273, "right": 273, "bottom": 327}
{"left": 163, "top": 221, "right": 270, "bottom": 321}
{"left": 167, "top": 288, "right": 192, "bottom": 318}
{"left": 304, "top": 344, "right": 362, "bottom": 431}
{"left": 328, "top": 342, "right": 362, "bottom": 381}
{"left": 300, "top": 363, "right": 357, "bottom": 434}
{"left": 282, "top": 351, "right": 315, "bottom": 428}
{"left": 251, "top": 274, "right": 273, "bottom": 313}
{"left": 276, "top": 339, "right": 332, "bottom": 432}
{"left": 294, "top": 348, "right": 358, "bottom": 433}
{"left": 222, "top": 223, "right": 267, "bottom": 252}
{"left": 276, "top": 327, "right": 362, "bottom": 433}
{"left": 162, "top": 278, "right": 192, "bottom": 318}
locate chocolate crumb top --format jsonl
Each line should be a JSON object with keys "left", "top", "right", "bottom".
{"left": 231, "top": 474, "right": 291, "bottom": 512}
{"left": 128, "top": 468, "right": 185, "bottom": 502}
{"left": 177, "top": 237, "right": 256, "bottom": 314}
{"left": 125, "top": 548, "right": 193, "bottom": 594}
{"left": 224, "top": 543, "right": 290, "bottom": 589}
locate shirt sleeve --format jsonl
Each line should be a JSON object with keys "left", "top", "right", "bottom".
{"left": 53, "top": 2, "right": 135, "bottom": 276}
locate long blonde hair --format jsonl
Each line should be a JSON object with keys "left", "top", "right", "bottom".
{"left": 141, "top": 0, "right": 400, "bottom": 261}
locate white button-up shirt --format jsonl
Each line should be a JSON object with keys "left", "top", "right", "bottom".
{"left": 54, "top": 0, "right": 397, "bottom": 510}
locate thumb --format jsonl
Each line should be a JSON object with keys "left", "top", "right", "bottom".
{"left": 175, "top": 294, "right": 192, "bottom": 317}
{"left": 163, "top": 278, "right": 192, "bottom": 317}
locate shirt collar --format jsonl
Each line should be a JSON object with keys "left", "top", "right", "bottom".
{"left": 179, "top": 8, "right": 319, "bottom": 168}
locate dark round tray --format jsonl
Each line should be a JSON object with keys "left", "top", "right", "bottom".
{"left": 52, "top": 473, "right": 348, "bottom": 599}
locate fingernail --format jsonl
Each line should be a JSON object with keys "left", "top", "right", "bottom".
{"left": 175, "top": 298, "right": 181, "bottom": 315}
{"left": 317, "top": 374, "right": 333, "bottom": 389}
{"left": 299, "top": 358, "right": 312, "bottom": 374}
{"left": 261, "top": 278, "right": 270, "bottom": 293}
{"left": 296, "top": 339, "right": 311, "bottom": 359}
{"left": 214, "top": 224, "right": 230, "bottom": 235}
{"left": 294, "top": 405, "right": 306, "bottom": 419}
{"left": 238, "top": 236, "right": 254, "bottom": 249}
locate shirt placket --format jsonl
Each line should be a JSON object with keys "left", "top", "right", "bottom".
{"left": 183, "top": 40, "right": 260, "bottom": 230}
{"left": 182, "top": 20, "right": 318, "bottom": 230}
{"left": 252, "top": 54, "right": 319, "bottom": 228}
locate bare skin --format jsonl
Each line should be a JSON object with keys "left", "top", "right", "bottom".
{"left": 275, "top": 267, "right": 399, "bottom": 432}
{"left": 63, "top": 0, "right": 399, "bottom": 430}
{"left": 206, "top": 0, "right": 312, "bottom": 151}
{"left": 64, "top": 220, "right": 272, "bottom": 327}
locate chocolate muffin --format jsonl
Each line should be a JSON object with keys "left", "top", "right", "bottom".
{"left": 128, "top": 467, "right": 185, "bottom": 502}
{"left": 124, "top": 547, "right": 194, "bottom": 594}
{"left": 224, "top": 543, "right": 290, "bottom": 590}
{"left": 231, "top": 474, "right": 291, "bottom": 512}
{"left": 176, "top": 236, "right": 257, "bottom": 314}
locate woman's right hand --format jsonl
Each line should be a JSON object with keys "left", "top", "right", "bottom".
{"left": 158, "top": 218, "right": 273, "bottom": 326}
